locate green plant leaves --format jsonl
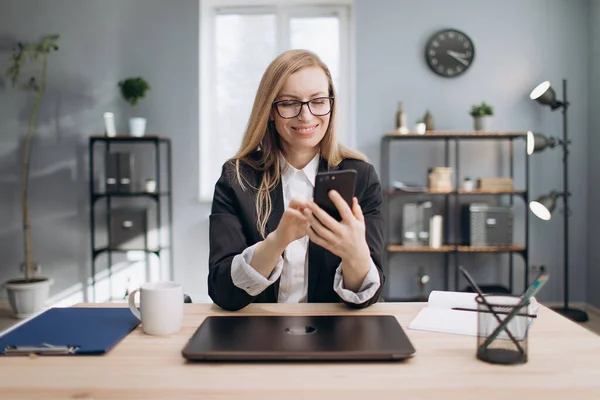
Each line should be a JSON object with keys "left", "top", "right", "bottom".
{"left": 469, "top": 102, "right": 494, "bottom": 117}
{"left": 3, "top": 33, "right": 60, "bottom": 280}
{"left": 118, "top": 77, "right": 151, "bottom": 107}
{"left": 4, "top": 34, "right": 60, "bottom": 92}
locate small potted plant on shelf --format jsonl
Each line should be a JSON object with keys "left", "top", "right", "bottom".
{"left": 463, "top": 176, "right": 474, "bottom": 192}
{"left": 415, "top": 118, "right": 426, "bottom": 135}
{"left": 469, "top": 102, "right": 494, "bottom": 131}
{"left": 3, "top": 34, "right": 60, "bottom": 318}
{"left": 118, "top": 76, "right": 151, "bottom": 137}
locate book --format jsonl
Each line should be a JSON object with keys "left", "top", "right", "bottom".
{"left": 392, "top": 181, "right": 428, "bottom": 192}
{"left": 408, "top": 291, "right": 539, "bottom": 339}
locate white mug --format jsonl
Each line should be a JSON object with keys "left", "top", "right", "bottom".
{"left": 128, "top": 281, "right": 183, "bottom": 335}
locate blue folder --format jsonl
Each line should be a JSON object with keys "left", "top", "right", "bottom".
{"left": 0, "top": 307, "right": 140, "bottom": 356}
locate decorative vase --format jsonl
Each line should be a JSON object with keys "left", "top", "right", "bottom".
{"left": 103, "top": 112, "right": 117, "bottom": 137}
{"left": 416, "top": 122, "right": 426, "bottom": 134}
{"left": 129, "top": 117, "right": 147, "bottom": 137}
{"left": 3, "top": 275, "right": 53, "bottom": 318}
{"left": 396, "top": 101, "right": 409, "bottom": 134}
{"left": 424, "top": 110, "right": 435, "bottom": 131}
{"left": 474, "top": 116, "right": 493, "bottom": 131}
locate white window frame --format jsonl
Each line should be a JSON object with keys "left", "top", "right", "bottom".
{"left": 198, "top": 0, "right": 356, "bottom": 202}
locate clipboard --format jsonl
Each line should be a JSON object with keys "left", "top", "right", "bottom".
{"left": 0, "top": 307, "right": 140, "bottom": 356}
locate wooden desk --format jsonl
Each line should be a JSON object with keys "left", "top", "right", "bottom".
{"left": 0, "top": 302, "right": 599, "bottom": 400}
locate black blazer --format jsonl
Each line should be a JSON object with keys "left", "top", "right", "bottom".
{"left": 208, "top": 152, "right": 385, "bottom": 311}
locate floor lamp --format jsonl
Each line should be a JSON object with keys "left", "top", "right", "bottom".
{"left": 528, "top": 79, "right": 589, "bottom": 323}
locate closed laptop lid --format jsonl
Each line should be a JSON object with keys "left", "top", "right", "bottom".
{"left": 181, "top": 315, "right": 416, "bottom": 361}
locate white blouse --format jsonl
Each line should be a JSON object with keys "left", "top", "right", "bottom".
{"left": 230, "top": 154, "right": 381, "bottom": 304}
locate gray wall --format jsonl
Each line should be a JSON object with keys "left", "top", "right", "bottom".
{"left": 0, "top": 0, "right": 206, "bottom": 302}
{"left": 588, "top": 0, "right": 600, "bottom": 309}
{"left": 356, "top": 0, "right": 590, "bottom": 302}
{"left": 0, "top": 0, "right": 125, "bottom": 299}
{"left": 0, "top": 0, "right": 593, "bottom": 304}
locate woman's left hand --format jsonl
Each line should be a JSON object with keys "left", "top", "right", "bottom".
{"left": 303, "top": 191, "right": 371, "bottom": 283}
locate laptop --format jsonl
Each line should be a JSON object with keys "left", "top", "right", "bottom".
{"left": 181, "top": 315, "right": 416, "bottom": 361}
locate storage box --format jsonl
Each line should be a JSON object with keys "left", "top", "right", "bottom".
{"left": 104, "top": 153, "right": 119, "bottom": 193}
{"left": 461, "top": 203, "right": 513, "bottom": 246}
{"left": 109, "top": 207, "right": 148, "bottom": 250}
{"left": 117, "top": 152, "right": 134, "bottom": 193}
{"left": 403, "top": 201, "right": 434, "bottom": 245}
{"left": 428, "top": 167, "right": 453, "bottom": 191}
{"left": 103, "top": 152, "right": 135, "bottom": 194}
{"left": 477, "top": 177, "right": 513, "bottom": 191}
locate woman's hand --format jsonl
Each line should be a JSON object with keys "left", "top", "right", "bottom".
{"left": 252, "top": 199, "right": 309, "bottom": 279}
{"left": 272, "top": 199, "right": 310, "bottom": 248}
{"left": 303, "top": 191, "right": 371, "bottom": 291}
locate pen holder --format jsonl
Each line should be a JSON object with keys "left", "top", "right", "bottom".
{"left": 475, "top": 294, "right": 530, "bottom": 365}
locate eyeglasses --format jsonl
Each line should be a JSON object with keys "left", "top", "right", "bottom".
{"left": 272, "top": 97, "right": 334, "bottom": 119}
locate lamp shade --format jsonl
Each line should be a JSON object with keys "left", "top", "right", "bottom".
{"left": 529, "top": 191, "right": 560, "bottom": 221}
{"left": 530, "top": 81, "right": 563, "bottom": 110}
{"left": 526, "top": 132, "right": 557, "bottom": 155}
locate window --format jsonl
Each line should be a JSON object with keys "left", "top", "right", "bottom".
{"left": 199, "top": 0, "right": 355, "bottom": 201}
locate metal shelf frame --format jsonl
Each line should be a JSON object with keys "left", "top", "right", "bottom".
{"left": 88, "top": 136, "right": 173, "bottom": 301}
{"left": 380, "top": 131, "right": 530, "bottom": 300}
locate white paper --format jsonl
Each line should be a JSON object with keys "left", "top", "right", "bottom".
{"left": 408, "top": 291, "right": 538, "bottom": 339}
{"left": 428, "top": 290, "right": 479, "bottom": 309}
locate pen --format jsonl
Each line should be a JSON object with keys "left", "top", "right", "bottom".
{"left": 451, "top": 307, "right": 537, "bottom": 318}
{"left": 3, "top": 345, "right": 79, "bottom": 356}
{"left": 480, "top": 273, "right": 549, "bottom": 350}
{"left": 458, "top": 266, "right": 525, "bottom": 354}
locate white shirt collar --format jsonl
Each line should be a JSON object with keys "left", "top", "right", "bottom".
{"left": 280, "top": 153, "right": 320, "bottom": 187}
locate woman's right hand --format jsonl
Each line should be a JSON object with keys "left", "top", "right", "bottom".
{"left": 271, "top": 199, "right": 310, "bottom": 248}
{"left": 251, "top": 199, "right": 309, "bottom": 279}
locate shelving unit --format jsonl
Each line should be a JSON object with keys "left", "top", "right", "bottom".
{"left": 386, "top": 189, "right": 526, "bottom": 195}
{"left": 380, "top": 131, "right": 529, "bottom": 301}
{"left": 88, "top": 135, "right": 173, "bottom": 301}
{"left": 386, "top": 245, "right": 526, "bottom": 253}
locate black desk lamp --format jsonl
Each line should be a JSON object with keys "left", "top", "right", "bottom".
{"left": 528, "top": 79, "right": 589, "bottom": 323}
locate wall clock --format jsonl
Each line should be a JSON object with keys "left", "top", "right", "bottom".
{"left": 425, "top": 28, "right": 475, "bottom": 78}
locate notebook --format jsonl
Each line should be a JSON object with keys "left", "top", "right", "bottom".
{"left": 0, "top": 307, "right": 140, "bottom": 356}
{"left": 408, "top": 291, "right": 538, "bottom": 338}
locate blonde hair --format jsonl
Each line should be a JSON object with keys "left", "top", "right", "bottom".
{"left": 231, "top": 49, "right": 365, "bottom": 238}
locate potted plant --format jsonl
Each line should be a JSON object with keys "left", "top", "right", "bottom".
{"left": 463, "top": 176, "right": 474, "bottom": 192}
{"left": 469, "top": 102, "right": 494, "bottom": 131}
{"left": 415, "top": 118, "right": 426, "bottom": 135}
{"left": 3, "top": 34, "right": 60, "bottom": 318}
{"left": 118, "top": 77, "right": 151, "bottom": 137}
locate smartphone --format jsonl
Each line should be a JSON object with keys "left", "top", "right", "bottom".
{"left": 313, "top": 170, "right": 357, "bottom": 221}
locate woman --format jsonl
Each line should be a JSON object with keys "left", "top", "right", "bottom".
{"left": 208, "top": 49, "right": 384, "bottom": 311}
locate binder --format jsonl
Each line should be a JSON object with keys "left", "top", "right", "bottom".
{"left": 105, "top": 152, "right": 119, "bottom": 193}
{"left": 0, "top": 307, "right": 140, "bottom": 356}
{"left": 117, "top": 152, "right": 134, "bottom": 193}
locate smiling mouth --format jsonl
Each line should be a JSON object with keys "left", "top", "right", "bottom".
{"left": 292, "top": 125, "right": 318, "bottom": 134}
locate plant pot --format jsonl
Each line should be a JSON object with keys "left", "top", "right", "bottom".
{"left": 463, "top": 179, "right": 474, "bottom": 192}
{"left": 3, "top": 277, "right": 53, "bottom": 318}
{"left": 129, "top": 117, "right": 147, "bottom": 137}
{"left": 473, "top": 116, "right": 493, "bottom": 131}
